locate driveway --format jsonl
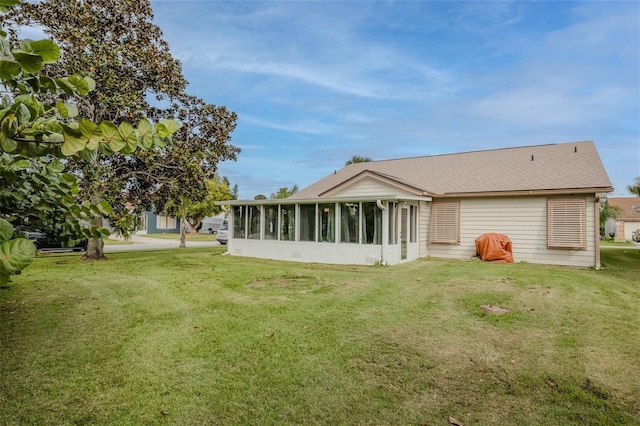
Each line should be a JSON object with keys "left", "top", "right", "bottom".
{"left": 104, "top": 234, "right": 221, "bottom": 252}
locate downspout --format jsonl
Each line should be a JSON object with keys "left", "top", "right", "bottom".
{"left": 377, "top": 200, "right": 387, "bottom": 265}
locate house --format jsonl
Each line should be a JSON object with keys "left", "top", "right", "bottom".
{"left": 605, "top": 197, "right": 640, "bottom": 241}
{"left": 216, "top": 141, "right": 613, "bottom": 268}
{"left": 137, "top": 211, "right": 182, "bottom": 234}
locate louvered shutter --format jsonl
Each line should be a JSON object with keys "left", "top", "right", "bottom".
{"left": 547, "top": 198, "right": 587, "bottom": 249}
{"left": 430, "top": 202, "right": 460, "bottom": 244}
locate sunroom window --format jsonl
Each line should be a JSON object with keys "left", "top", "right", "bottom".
{"left": 300, "top": 204, "right": 316, "bottom": 242}
{"left": 264, "top": 205, "right": 278, "bottom": 240}
{"left": 280, "top": 205, "right": 295, "bottom": 241}
{"left": 318, "top": 203, "right": 335, "bottom": 243}
{"left": 340, "top": 203, "right": 359, "bottom": 243}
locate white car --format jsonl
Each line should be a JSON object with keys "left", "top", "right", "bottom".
{"left": 216, "top": 224, "right": 228, "bottom": 245}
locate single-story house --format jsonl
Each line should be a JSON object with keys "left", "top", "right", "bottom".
{"left": 605, "top": 197, "right": 640, "bottom": 241}
{"left": 216, "top": 141, "right": 613, "bottom": 268}
{"left": 138, "top": 211, "right": 182, "bottom": 234}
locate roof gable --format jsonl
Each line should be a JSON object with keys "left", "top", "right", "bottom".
{"left": 320, "top": 170, "right": 425, "bottom": 197}
{"left": 607, "top": 197, "right": 640, "bottom": 220}
{"left": 290, "top": 141, "right": 613, "bottom": 200}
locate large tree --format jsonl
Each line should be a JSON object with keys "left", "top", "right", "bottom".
{"left": 1, "top": 0, "right": 189, "bottom": 259}
{"left": 345, "top": 155, "right": 372, "bottom": 166}
{"left": 0, "top": 0, "right": 180, "bottom": 283}
{"left": 146, "top": 95, "right": 239, "bottom": 248}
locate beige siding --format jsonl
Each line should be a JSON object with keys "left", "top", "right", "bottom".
{"left": 427, "top": 196, "right": 598, "bottom": 268}
{"left": 418, "top": 200, "right": 430, "bottom": 257}
{"left": 332, "top": 177, "right": 416, "bottom": 198}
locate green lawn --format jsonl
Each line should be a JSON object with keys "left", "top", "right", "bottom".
{"left": 143, "top": 232, "right": 219, "bottom": 242}
{"left": 1, "top": 248, "right": 639, "bottom": 425}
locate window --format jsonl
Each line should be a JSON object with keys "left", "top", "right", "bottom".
{"left": 300, "top": 204, "right": 316, "bottom": 241}
{"left": 233, "top": 206, "right": 245, "bottom": 238}
{"left": 410, "top": 205, "right": 417, "bottom": 243}
{"left": 430, "top": 202, "right": 459, "bottom": 244}
{"left": 156, "top": 215, "right": 176, "bottom": 230}
{"left": 318, "top": 203, "right": 335, "bottom": 243}
{"left": 280, "top": 205, "right": 295, "bottom": 241}
{"left": 362, "top": 202, "right": 382, "bottom": 244}
{"left": 248, "top": 206, "right": 260, "bottom": 239}
{"left": 264, "top": 206, "right": 278, "bottom": 240}
{"left": 388, "top": 202, "right": 398, "bottom": 245}
{"left": 340, "top": 203, "right": 359, "bottom": 243}
{"left": 547, "top": 198, "right": 587, "bottom": 249}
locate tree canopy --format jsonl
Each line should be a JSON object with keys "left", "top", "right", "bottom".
{"left": 1, "top": 0, "right": 237, "bottom": 259}
{"left": 0, "top": 0, "right": 181, "bottom": 282}
{"left": 345, "top": 155, "right": 372, "bottom": 166}
{"left": 627, "top": 177, "right": 640, "bottom": 197}
{"left": 270, "top": 185, "right": 299, "bottom": 199}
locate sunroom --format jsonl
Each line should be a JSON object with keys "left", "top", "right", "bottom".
{"left": 216, "top": 195, "right": 432, "bottom": 265}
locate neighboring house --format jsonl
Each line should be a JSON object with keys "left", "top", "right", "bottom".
{"left": 216, "top": 141, "right": 613, "bottom": 268}
{"left": 138, "top": 211, "right": 182, "bottom": 234}
{"left": 605, "top": 197, "right": 640, "bottom": 241}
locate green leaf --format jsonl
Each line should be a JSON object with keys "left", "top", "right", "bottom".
{"left": 11, "top": 159, "right": 30, "bottom": 170}
{"left": 0, "top": 60, "right": 21, "bottom": 78}
{"left": 118, "top": 121, "right": 137, "bottom": 153}
{"left": 54, "top": 78, "right": 75, "bottom": 96}
{"left": 0, "top": 218, "right": 13, "bottom": 243}
{"left": 156, "top": 119, "right": 181, "bottom": 137}
{"left": 15, "top": 103, "right": 31, "bottom": 125}
{"left": 29, "top": 39, "right": 60, "bottom": 64}
{"left": 97, "top": 200, "right": 113, "bottom": 215}
{"left": 56, "top": 101, "right": 79, "bottom": 118}
{"left": 68, "top": 75, "right": 90, "bottom": 95}
{"left": 99, "top": 121, "right": 125, "bottom": 152}
{"left": 12, "top": 50, "right": 44, "bottom": 73}
{"left": 60, "top": 123, "right": 86, "bottom": 156}
{"left": 0, "top": 134, "right": 17, "bottom": 152}
{"left": 78, "top": 119, "right": 102, "bottom": 150}
{"left": 137, "top": 118, "right": 154, "bottom": 148}
{"left": 0, "top": 238, "right": 36, "bottom": 274}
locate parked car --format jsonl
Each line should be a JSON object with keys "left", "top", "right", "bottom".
{"left": 216, "top": 224, "right": 228, "bottom": 245}
{"left": 24, "top": 231, "right": 88, "bottom": 252}
{"left": 632, "top": 229, "right": 640, "bottom": 242}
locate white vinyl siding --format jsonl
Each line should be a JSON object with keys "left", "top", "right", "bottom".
{"left": 430, "top": 202, "right": 460, "bottom": 244}
{"left": 547, "top": 198, "right": 587, "bottom": 249}
{"left": 332, "top": 177, "right": 417, "bottom": 198}
{"left": 427, "top": 196, "right": 597, "bottom": 268}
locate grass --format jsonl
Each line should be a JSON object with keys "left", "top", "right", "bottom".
{"left": 143, "top": 232, "right": 219, "bottom": 242}
{"left": 1, "top": 247, "right": 639, "bottom": 425}
{"left": 600, "top": 240, "right": 636, "bottom": 247}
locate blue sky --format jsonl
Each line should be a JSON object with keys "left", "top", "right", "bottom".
{"left": 149, "top": 1, "right": 639, "bottom": 200}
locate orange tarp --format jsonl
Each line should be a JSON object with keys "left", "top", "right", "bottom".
{"left": 475, "top": 233, "right": 514, "bottom": 263}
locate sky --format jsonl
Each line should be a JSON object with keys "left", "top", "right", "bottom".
{"left": 149, "top": 0, "right": 639, "bottom": 200}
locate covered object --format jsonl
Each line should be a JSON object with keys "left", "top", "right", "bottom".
{"left": 475, "top": 233, "right": 514, "bottom": 263}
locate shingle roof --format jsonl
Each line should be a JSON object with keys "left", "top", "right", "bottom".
{"left": 607, "top": 197, "right": 640, "bottom": 220}
{"left": 290, "top": 141, "right": 612, "bottom": 199}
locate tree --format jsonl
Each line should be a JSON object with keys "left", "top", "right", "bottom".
{"left": 600, "top": 196, "right": 622, "bottom": 238}
{"left": 140, "top": 94, "right": 239, "bottom": 248}
{"left": 345, "top": 155, "right": 372, "bottom": 166}
{"left": 627, "top": 177, "right": 640, "bottom": 196}
{"left": 270, "top": 185, "right": 299, "bottom": 199}
{"left": 1, "top": 0, "right": 189, "bottom": 260}
{"left": 0, "top": 1, "right": 180, "bottom": 283}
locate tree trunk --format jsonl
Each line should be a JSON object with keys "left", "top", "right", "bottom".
{"left": 179, "top": 214, "right": 187, "bottom": 248}
{"left": 83, "top": 215, "right": 106, "bottom": 260}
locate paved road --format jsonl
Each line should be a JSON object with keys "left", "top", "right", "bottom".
{"left": 104, "top": 234, "right": 221, "bottom": 252}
